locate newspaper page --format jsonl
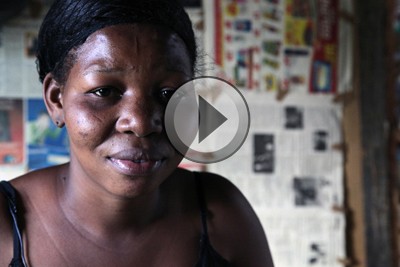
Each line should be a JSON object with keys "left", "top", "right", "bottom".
{"left": 207, "top": 91, "right": 345, "bottom": 266}
{"left": 0, "top": 17, "right": 42, "bottom": 98}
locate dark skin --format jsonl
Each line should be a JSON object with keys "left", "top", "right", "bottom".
{"left": 0, "top": 24, "right": 274, "bottom": 266}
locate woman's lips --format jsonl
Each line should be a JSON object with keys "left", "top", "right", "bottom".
{"left": 107, "top": 149, "right": 164, "bottom": 176}
{"left": 108, "top": 158, "right": 162, "bottom": 176}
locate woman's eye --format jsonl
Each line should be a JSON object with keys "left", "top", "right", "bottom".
{"left": 159, "top": 88, "right": 176, "bottom": 102}
{"left": 91, "top": 87, "right": 121, "bottom": 98}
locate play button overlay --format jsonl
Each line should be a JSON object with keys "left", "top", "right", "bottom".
{"left": 198, "top": 95, "right": 228, "bottom": 143}
{"left": 165, "top": 76, "right": 250, "bottom": 163}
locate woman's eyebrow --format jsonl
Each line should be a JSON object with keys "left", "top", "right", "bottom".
{"left": 83, "top": 63, "right": 191, "bottom": 76}
{"left": 82, "top": 65, "right": 128, "bottom": 76}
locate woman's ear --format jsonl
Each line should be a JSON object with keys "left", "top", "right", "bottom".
{"left": 43, "top": 73, "right": 65, "bottom": 128}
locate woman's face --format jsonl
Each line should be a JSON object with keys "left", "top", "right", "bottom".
{"left": 58, "top": 24, "right": 192, "bottom": 197}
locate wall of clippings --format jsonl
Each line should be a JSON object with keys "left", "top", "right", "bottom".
{"left": 0, "top": 13, "right": 70, "bottom": 177}
{"left": 201, "top": 0, "right": 353, "bottom": 266}
{"left": 0, "top": 0, "right": 354, "bottom": 266}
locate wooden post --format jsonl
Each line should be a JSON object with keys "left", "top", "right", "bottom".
{"left": 356, "top": 0, "right": 395, "bottom": 266}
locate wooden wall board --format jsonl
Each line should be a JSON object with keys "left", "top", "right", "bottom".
{"left": 356, "top": 0, "right": 395, "bottom": 266}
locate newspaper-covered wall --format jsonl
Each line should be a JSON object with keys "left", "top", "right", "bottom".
{"left": 0, "top": 1, "right": 352, "bottom": 266}
{"left": 202, "top": 0, "right": 351, "bottom": 266}
{"left": 0, "top": 13, "right": 70, "bottom": 178}
{"left": 0, "top": 14, "right": 43, "bottom": 178}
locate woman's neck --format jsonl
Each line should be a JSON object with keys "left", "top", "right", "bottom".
{"left": 56, "top": 163, "right": 166, "bottom": 242}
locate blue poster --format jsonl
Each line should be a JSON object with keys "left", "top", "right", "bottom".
{"left": 27, "top": 99, "right": 70, "bottom": 170}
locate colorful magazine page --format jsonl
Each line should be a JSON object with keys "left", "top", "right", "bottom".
{"left": 26, "top": 99, "right": 70, "bottom": 170}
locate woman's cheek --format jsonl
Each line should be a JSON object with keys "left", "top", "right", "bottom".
{"left": 65, "top": 106, "right": 109, "bottom": 148}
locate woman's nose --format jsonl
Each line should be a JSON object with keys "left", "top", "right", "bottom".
{"left": 115, "top": 94, "right": 163, "bottom": 137}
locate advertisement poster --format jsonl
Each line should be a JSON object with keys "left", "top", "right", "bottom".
{"left": 284, "top": 0, "right": 315, "bottom": 47}
{"left": 208, "top": 0, "right": 262, "bottom": 90}
{"left": 26, "top": 99, "right": 69, "bottom": 170}
{"left": 0, "top": 98, "right": 24, "bottom": 165}
{"left": 205, "top": 0, "right": 339, "bottom": 94}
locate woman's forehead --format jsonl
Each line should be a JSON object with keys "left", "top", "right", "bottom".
{"left": 73, "top": 24, "right": 192, "bottom": 75}
{"left": 86, "top": 24, "right": 173, "bottom": 42}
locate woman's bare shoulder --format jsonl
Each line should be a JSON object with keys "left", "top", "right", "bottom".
{"left": 196, "top": 171, "right": 275, "bottom": 267}
{"left": 9, "top": 163, "right": 67, "bottom": 194}
{"left": 0, "top": 170, "right": 40, "bottom": 266}
{"left": 193, "top": 171, "right": 250, "bottom": 211}
{"left": 0, "top": 164, "right": 66, "bottom": 265}
{"left": 1, "top": 164, "right": 67, "bottom": 221}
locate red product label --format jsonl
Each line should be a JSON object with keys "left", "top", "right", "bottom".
{"left": 309, "top": 0, "right": 339, "bottom": 93}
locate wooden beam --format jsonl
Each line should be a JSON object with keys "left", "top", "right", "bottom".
{"left": 356, "top": 0, "right": 395, "bottom": 266}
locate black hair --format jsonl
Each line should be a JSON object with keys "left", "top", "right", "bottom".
{"left": 36, "top": 0, "right": 197, "bottom": 84}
